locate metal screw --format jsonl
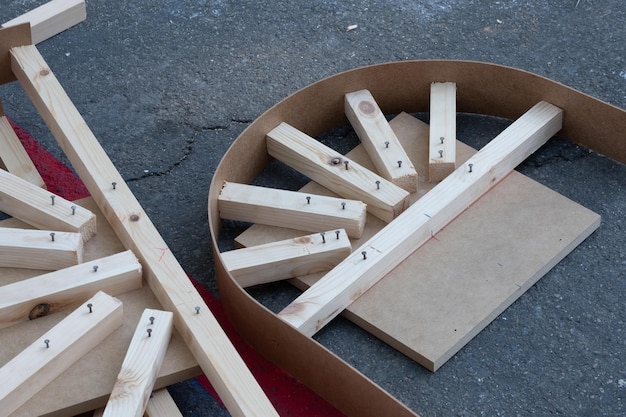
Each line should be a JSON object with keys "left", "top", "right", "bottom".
{"left": 468, "top": 163, "right": 473, "bottom": 173}
{"left": 44, "top": 339, "right": 50, "bottom": 348}
{"left": 385, "top": 141, "right": 389, "bottom": 148}
{"left": 344, "top": 160, "right": 349, "bottom": 170}
{"left": 439, "top": 150, "right": 443, "bottom": 158}
{"left": 87, "top": 303, "right": 93, "bottom": 313}
{"left": 397, "top": 160, "right": 402, "bottom": 168}
{"left": 195, "top": 306, "right": 200, "bottom": 314}
{"left": 50, "top": 195, "right": 55, "bottom": 205}
{"left": 71, "top": 205, "right": 77, "bottom": 215}
{"left": 361, "top": 251, "right": 367, "bottom": 260}
{"left": 147, "top": 329, "right": 152, "bottom": 338}
{"left": 50, "top": 232, "right": 55, "bottom": 242}
{"left": 376, "top": 180, "right": 380, "bottom": 190}
{"left": 306, "top": 196, "right": 311, "bottom": 204}
{"left": 335, "top": 230, "right": 340, "bottom": 239}
{"left": 341, "top": 202, "right": 346, "bottom": 210}
{"left": 320, "top": 232, "right": 326, "bottom": 244}
{"left": 440, "top": 136, "right": 444, "bottom": 144}
{"left": 92, "top": 265, "right": 99, "bottom": 272}
{"left": 112, "top": 182, "right": 117, "bottom": 190}
{"left": 149, "top": 316, "right": 155, "bottom": 325}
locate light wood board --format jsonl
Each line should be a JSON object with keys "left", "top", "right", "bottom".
{"left": 0, "top": 198, "right": 200, "bottom": 417}
{"left": 235, "top": 112, "right": 601, "bottom": 371}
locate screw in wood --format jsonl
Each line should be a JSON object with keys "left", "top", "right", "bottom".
{"left": 344, "top": 160, "right": 349, "bottom": 170}
{"left": 92, "top": 265, "right": 99, "bottom": 272}
{"left": 71, "top": 205, "right": 76, "bottom": 215}
{"left": 112, "top": 181, "right": 117, "bottom": 190}
{"left": 147, "top": 328, "right": 152, "bottom": 338}
{"left": 50, "top": 195, "right": 55, "bottom": 205}
{"left": 341, "top": 202, "right": 346, "bottom": 210}
{"left": 397, "top": 160, "right": 402, "bottom": 168}
{"left": 195, "top": 306, "right": 201, "bottom": 314}
{"left": 361, "top": 251, "right": 367, "bottom": 260}
{"left": 439, "top": 150, "right": 443, "bottom": 158}
{"left": 468, "top": 163, "right": 473, "bottom": 173}
{"left": 50, "top": 232, "right": 55, "bottom": 242}
{"left": 149, "top": 316, "right": 155, "bottom": 325}
{"left": 385, "top": 141, "right": 389, "bottom": 148}
{"left": 320, "top": 232, "right": 326, "bottom": 244}
{"left": 306, "top": 196, "right": 311, "bottom": 204}
{"left": 335, "top": 230, "right": 340, "bottom": 239}
{"left": 87, "top": 303, "right": 93, "bottom": 313}
{"left": 44, "top": 339, "right": 50, "bottom": 348}
{"left": 440, "top": 137, "right": 445, "bottom": 144}
{"left": 376, "top": 180, "right": 380, "bottom": 190}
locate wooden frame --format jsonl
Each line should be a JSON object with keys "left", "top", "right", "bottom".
{"left": 345, "top": 89, "right": 419, "bottom": 192}
{"left": 266, "top": 122, "right": 410, "bottom": 223}
{"left": 0, "top": 291, "right": 123, "bottom": 417}
{"left": 208, "top": 60, "right": 625, "bottom": 417}
{"left": 2, "top": 0, "right": 86, "bottom": 45}
{"left": 428, "top": 82, "right": 456, "bottom": 182}
{"left": 278, "top": 101, "right": 563, "bottom": 335}
{"left": 0, "top": 168, "right": 96, "bottom": 242}
{"left": 218, "top": 181, "right": 367, "bottom": 238}
{"left": 0, "top": 227, "right": 83, "bottom": 270}
{"left": 221, "top": 229, "right": 352, "bottom": 288}
{"left": 102, "top": 309, "right": 173, "bottom": 417}
{"left": 10, "top": 44, "right": 278, "bottom": 417}
{"left": 0, "top": 250, "right": 141, "bottom": 329}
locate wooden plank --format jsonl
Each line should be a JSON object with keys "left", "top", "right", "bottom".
{"left": 2, "top": 0, "right": 86, "bottom": 45}
{"left": 0, "top": 168, "right": 96, "bottom": 242}
{"left": 344, "top": 89, "right": 419, "bottom": 192}
{"left": 218, "top": 181, "right": 366, "bottom": 238}
{"left": 11, "top": 44, "right": 278, "bottom": 417}
{"left": 266, "top": 122, "right": 410, "bottom": 223}
{"left": 0, "top": 227, "right": 83, "bottom": 270}
{"left": 0, "top": 115, "right": 46, "bottom": 188}
{"left": 145, "top": 389, "right": 184, "bottom": 417}
{"left": 102, "top": 309, "right": 173, "bottom": 417}
{"left": 222, "top": 229, "right": 352, "bottom": 288}
{"left": 278, "top": 101, "right": 564, "bottom": 336}
{"left": 0, "top": 291, "right": 123, "bottom": 417}
{"left": 429, "top": 82, "right": 457, "bottom": 182}
{"left": 0, "top": 250, "right": 141, "bottom": 330}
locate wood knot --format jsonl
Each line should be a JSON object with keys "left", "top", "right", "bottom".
{"left": 29, "top": 303, "right": 51, "bottom": 320}
{"left": 329, "top": 157, "right": 343, "bottom": 166}
{"left": 294, "top": 236, "right": 313, "bottom": 244}
{"left": 129, "top": 214, "right": 140, "bottom": 222}
{"left": 39, "top": 68, "right": 50, "bottom": 76}
{"left": 358, "top": 100, "right": 376, "bottom": 115}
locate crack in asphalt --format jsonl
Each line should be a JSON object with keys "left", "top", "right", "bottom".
{"left": 125, "top": 117, "right": 251, "bottom": 182}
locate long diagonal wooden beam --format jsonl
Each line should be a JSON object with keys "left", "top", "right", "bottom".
{"left": 278, "top": 101, "right": 563, "bottom": 336}
{"left": 10, "top": 44, "right": 278, "bottom": 417}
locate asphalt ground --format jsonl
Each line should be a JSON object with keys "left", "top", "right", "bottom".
{"left": 1, "top": 1, "right": 625, "bottom": 416}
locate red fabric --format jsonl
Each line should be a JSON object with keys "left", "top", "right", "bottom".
{"left": 8, "top": 116, "right": 345, "bottom": 417}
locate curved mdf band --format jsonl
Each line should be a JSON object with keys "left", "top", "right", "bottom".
{"left": 208, "top": 60, "right": 625, "bottom": 417}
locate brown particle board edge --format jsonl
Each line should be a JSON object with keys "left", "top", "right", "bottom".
{"left": 11, "top": 44, "right": 278, "bottom": 417}
{"left": 208, "top": 61, "right": 623, "bottom": 417}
